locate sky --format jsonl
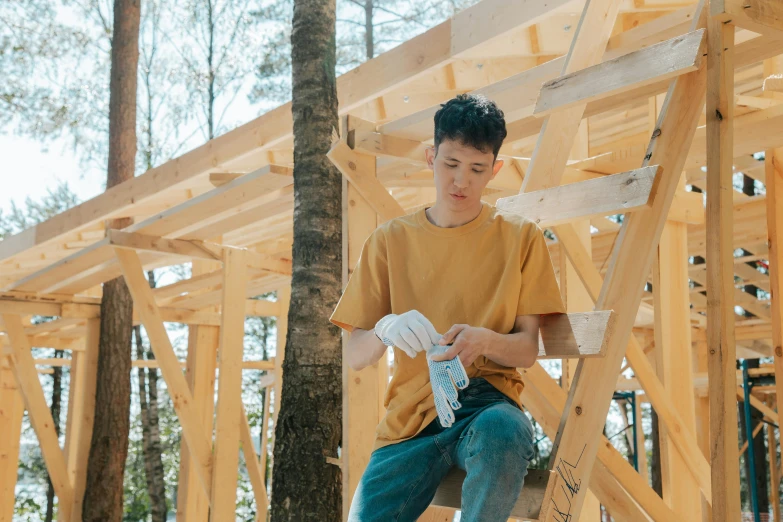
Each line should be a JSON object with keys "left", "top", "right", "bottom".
{"left": 0, "top": 133, "right": 105, "bottom": 211}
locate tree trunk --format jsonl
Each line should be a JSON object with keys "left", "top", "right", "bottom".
{"left": 650, "top": 408, "right": 663, "bottom": 497}
{"left": 364, "top": 0, "right": 373, "bottom": 60}
{"left": 135, "top": 323, "right": 168, "bottom": 522}
{"left": 44, "top": 350, "right": 64, "bottom": 522}
{"left": 82, "top": 0, "right": 140, "bottom": 519}
{"left": 270, "top": 0, "right": 342, "bottom": 519}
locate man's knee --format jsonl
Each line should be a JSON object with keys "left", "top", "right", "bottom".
{"left": 466, "top": 405, "right": 535, "bottom": 464}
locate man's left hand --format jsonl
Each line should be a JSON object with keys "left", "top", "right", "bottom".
{"left": 428, "top": 324, "right": 494, "bottom": 367}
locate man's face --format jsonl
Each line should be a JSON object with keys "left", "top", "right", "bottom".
{"left": 425, "top": 138, "right": 503, "bottom": 209}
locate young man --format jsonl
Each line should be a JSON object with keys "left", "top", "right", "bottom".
{"left": 329, "top": 94, "right": 565, "bottom": 521}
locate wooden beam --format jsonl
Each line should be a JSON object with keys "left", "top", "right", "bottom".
{"left": 712, "top": 0, "right": 783, "bottom": 37}
{"left": 108, "top": 230, "right": 221, "bottom": 261}
{"left": 239, "top": 403, "right": 270, "bottom": 518}
{"left": 554, "top": 221, "right": 714, "bottom": 500}
{"left": 705, "top": 14, "right": 742, "bottom": 522}
{"left": 176, "top": 326, "right": 218, "bottom": 521}
{"left": 328, "top": 141, "right": 406, "bottom": 224}
{"left": 2, "top": 314, "right": 73, "bottom": 520}
{"left": 340, "top": 166, "right": 390, "bottom": 519}
{"left": 114, "top": 248, "right": 213, "bottom": 501}
{"left": 381, "top": 5, "right": 699, "bottom": 144}
{"left": 653, "top": 219, "right": 701, "bottom": 519}
{"left": 126, "top": 165, "right": 293, "bottom": 241}
{"left": 537, "top": 311, "right": 615, "bottom": 359}
{"left": 0, "top": 358, "right": 24, "bottom": 522}
{"left": 108, "top": 230, "right": 292, "bottom": 276}
{"left": 540, "top": 3, "right": 712, "bottom": 519}
{"left": 63, "top": 319, "right": 99, "bottom": 521}
{"left": 496, "top": 165, "right": 661, "bottom": 226}
{"left": 209, "top": 248, "right": 247, "bottom": 519}
{"left": 734, "top": 387, "right": 779, "bottom": 424}
{"left": 521, "top": 0, "right": 623, "bottom": 193}
{"left": 176, "top": 256, "right": 220, "bottom": 522}
{"left": 431, "top": 469, "right": 553, "bottom": 520}
{"left": 765, "top": 148, "right": 783, "bottom": 432}
{"left": 556, "top": 216, "right": 602, "bottom": 522}
{"left": 448, "top": 0, "right": 573, "bottom": 58}
{"left": 521, "top": 363, "right": 678, "bottom": 522}
{"left": 534, "top": 30, "right": 706, "bottom": 117}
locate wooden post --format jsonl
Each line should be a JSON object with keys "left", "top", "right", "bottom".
{"left": 2, "top": 314, "right": 73, "bottom": 520}
{"left": 177, "top": 257, "right": 220, "bottom": 522}
{"left": 62, "top": 318, "right": 100, "bottom": 522}
{"left": 115, "top": 248, "right": 214, "bottom": 500}
{"left": 559, "top": 121, "right": 602, "bottom": 521}
{"left": 705, "top": 14, "right": 742, "bottom": 522}
{"left": 342, "top": 157, "right": 392, "bottom": 520}
{"left": 764, "top": 148, "right": 783, "bottom": 433}
{"left": 652, "top": 210, "right": 701, "bottom": 520}
{"left": 694, "top": 340, "right": 712, "bottom": 522}
{"left": 537, "top": 2, "right": 711, "bottom": 517}
{"left": 209, "top": 248, "right": 248, "bottom": 519}
{"left": 0, "top": 357, "right": 24, "bottom": 522}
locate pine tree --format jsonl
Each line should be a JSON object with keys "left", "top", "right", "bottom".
{"left": 81, "top": 0, "right": 141, "bottom": 519}
{"left": 269, "top": 0, "right": 342, "bottom": 519}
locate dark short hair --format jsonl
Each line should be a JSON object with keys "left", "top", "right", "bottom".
{"left": 433, "top": 94, "right": 507, "bottom": 158}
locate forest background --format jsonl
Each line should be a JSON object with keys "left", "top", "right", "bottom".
{"left": 2, "top": 0, "right": 677, "bottom": 519}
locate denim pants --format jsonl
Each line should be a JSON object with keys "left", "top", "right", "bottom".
{"left": 348, "top": 377, "right": 536, "bottom": 522}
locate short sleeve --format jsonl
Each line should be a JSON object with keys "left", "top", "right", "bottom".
{"left": 329, "top": 228, "right": 391, "bottom": 333}
{"left": 516, "top": 224, "right": 566, "bottom": 316}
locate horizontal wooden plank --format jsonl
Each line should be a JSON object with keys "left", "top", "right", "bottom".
{"left": 126, "top": 165, "right": 293, "bottom": 240}
{"left": 712, "top": 0, "right": 783, "bottom": 38}
{"left": 380, "top": 6, "right": 701, "bottom": 143}
{"left": 535, "top": 30, "right": 706, "bottom": 117}
{"left": 496, "top": 166, "right": 661, "bottom": 227}
{"left": 109, "top": 231, "right": 292, "bottom": 277}
{"left": 537, "top": 311, "right": 615, "bottom": 359}
{"left": 6, "top": 241, "right": 115, "bottom": 293}
{"left": 108, "top": 230, "right": 222, "bottom": 261}
{"left": 0, "top": 0, "right": 570, "bottom": 271}
{"left": 431, "top": 468, "right": 552, "bottom": 520}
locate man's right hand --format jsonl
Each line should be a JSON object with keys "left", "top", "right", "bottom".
{"left": 374, "top": 310, "right": 441, "bottom": 358}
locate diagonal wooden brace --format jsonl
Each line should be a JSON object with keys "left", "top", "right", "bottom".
{"left": 3, "top": 314, "right": 74, "bottom": 520}
{"left": 114, "top": 247, "right": 214, "bottom": 503}
{"left": 538, "top": 2, "right": 710, "bottom": 520}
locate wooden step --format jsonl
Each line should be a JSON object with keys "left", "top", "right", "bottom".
{"left": 430, "top": 468, "right": 557, "bottom": 521}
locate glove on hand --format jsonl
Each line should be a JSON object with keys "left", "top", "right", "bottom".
{"left": 426, "top": 342, "right": 469, "bottom": 428}
{"left": 374, "top": 310, "right": 440, "bottom": 358}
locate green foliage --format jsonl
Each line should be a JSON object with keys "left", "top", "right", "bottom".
{"left": 0, "top": 182, "right": 79, "bottom": 238}
{"left": 250, "top": 0, "right": 481, "bottom": 104}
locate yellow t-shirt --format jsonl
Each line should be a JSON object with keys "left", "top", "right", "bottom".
{"left": 329, "top": 201, "right": 565, "bottom": 450}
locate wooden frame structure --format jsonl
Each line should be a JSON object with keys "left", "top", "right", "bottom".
{"left": 1, "top": 0, "right": 782, "bottom": 521}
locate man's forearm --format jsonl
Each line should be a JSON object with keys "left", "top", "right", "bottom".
{"left": 482, "top": 329, "right": 539, "bottom": 368}
{"left": 346, "top": 328, "right": 388, "bottom": 371}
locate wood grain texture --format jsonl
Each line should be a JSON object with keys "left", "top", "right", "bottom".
{"left": 496, "top": 165, "right": 661, "bottom": 226}
{"left": 705, "top": 15, "right": 742, "bottom": 522}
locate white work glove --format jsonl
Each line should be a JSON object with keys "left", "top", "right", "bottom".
{"left": 426, "top": 343, "right": 469, "bottom": 428}
{"left": 374, "top": 310, "right": 441, "bottom": 358}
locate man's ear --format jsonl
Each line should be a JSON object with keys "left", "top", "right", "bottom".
{"left": 491, "top": 158, "right": 504, "bottom": 178}
{"left": 425, "top": 146, "right": 436, "bottom": 169}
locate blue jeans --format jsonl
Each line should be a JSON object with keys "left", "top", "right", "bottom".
{"left": 348, "top": 377, "right": 536, "bottom": 522}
